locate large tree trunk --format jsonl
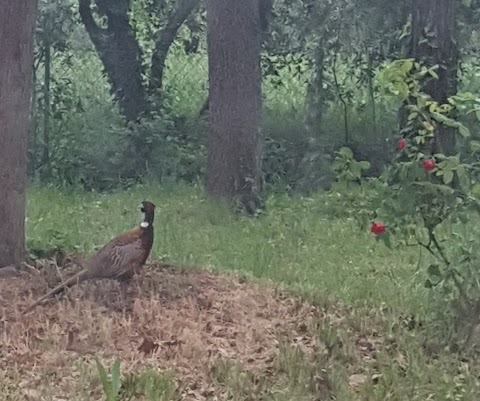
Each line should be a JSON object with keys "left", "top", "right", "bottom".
{"left": 410, "top": 0, "right": 458, "bottom": 155}
{"left": 0, "top": 0, "right": 37, "bottom": 267}
{"left": 199, "top": 0, "right": 273, "bottom": 119}
{"left": 206, "top": 0, "right": 263, "bottom": 214}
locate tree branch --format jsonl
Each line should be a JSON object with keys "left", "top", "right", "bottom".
{"left": 78, "top": 0, "right": 106, "bottom": 40}
{"left": 149, "top": 0, "right": 201, "bottom": 97}
{"left": 428, "top": 226, "right": 468, "bottom": 302}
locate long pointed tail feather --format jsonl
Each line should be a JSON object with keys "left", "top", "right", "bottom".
{"left": 22, "top": 269, "right": 88, "bottom": 315}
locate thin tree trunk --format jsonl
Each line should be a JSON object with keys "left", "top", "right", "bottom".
{"left": 206, "top": 0, "right": 263, "bottom": 214}
{"left": 306, "top": 46, "right": 325, "bottom": 135}
{"left": 332, "top": 53, "right": 349, "bottom": 144}
{"left": 0, "top": 0, "right": 38, "bottom": 267}
{"left": 42, "top": 36, "right": 51, "bottom": 182}
{"left": 366, "top": 50, "right": 377, "bottom": 136}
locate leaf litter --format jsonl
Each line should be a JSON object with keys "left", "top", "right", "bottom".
{"left": 0, "top": 260, "right": 388, "bottom": 400}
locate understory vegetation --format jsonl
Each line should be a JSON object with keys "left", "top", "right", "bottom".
{"left": 23, "top": 184, "right": 480, "bottom": 399}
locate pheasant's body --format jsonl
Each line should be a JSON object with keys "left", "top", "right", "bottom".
{"left": 23, "top": 201, "right": 156, "bottom": 314}
{"left": 85, "top": 225, "right": 153, "bottom": 280}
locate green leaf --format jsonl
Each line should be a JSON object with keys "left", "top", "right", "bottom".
{"left": 111, "top": 359, "right": 122, "bottom": 397}
{"left": 428, "top": 69, "right": 439, "bottom": 79}
{"left": 331, "top": 160, "right": 342, "bottom": 171}
{"left": 338, "top": 147, "right": 353, "bottom": 159}
{"left": 350, "top": 164, "right": 362, "bottom": 180}
{"left": 422, "top": 121, "right": 435, "bottom": 132}
{"left": 430, "top": 112, "right": 450, "bottom": 124}
{"left": 397, "top": 82, "right": 410, "bottom": 100}
{"left": 458, "top": 123, "right": 471, "bottom": 138}
{"left": 400, "top": 59, "right": 414, "bottom": 74}
{"left": 357, "top": 161, "right": 371, "bottom": 171}
{"left": 415, "top": 226, "right": 429, "bottom": 245}
{"left": 443, "top": 170, "right": 454, "bottom": 185}
{"left": 472, "top": 184, "right": 480, "bottom": 199}
{"left": 475, "top": 109, "right": 480, "bottom": 122}
{"left": 380, "top": 231, "right": 393, "bottom": 250}
{"left": 470, "top": 140, "right": 480, "bottom": 152}
{"left": 96, "top": 358, "right": 114, "bottom": 401}
{"left": 457, "top": 165, "right": 470, "bottom": 191}
{"left": 418, "top": 96, "right": 428, "bottom": 109}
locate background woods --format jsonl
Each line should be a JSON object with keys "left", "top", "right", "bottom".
{"left": 30, "top": 0, "right": 480, "bottom": 194}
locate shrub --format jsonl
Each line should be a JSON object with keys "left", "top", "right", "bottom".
{"left": 331, "top": 59, "right": 480, "bottom": 348}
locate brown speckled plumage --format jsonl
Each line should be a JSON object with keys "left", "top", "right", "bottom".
{"left": 22, "top": 201, "right": 155, "bottom": 314}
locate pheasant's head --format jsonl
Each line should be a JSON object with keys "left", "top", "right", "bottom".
{"left": 140, "top": 201, "right": 156, "bottom": 227}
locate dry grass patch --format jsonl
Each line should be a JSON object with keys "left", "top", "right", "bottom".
{"left": 0, "top": 261, "right": 347, "bottom": 400}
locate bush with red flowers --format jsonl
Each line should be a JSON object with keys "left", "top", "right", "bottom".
{"left": 331, "top": 59, "right": 480, "bottom": 318}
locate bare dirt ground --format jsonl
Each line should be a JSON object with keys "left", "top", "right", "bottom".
{"left": 0, "top": 260, "right": 335, "bottom": 400}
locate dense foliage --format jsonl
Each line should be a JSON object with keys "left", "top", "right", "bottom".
{"left": 31, "top": 0, "right": 479, "bottom": 193}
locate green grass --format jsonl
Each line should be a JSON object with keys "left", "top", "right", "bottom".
{"left": 25, "top": 183, "right": 480, "bottom": 400}
{"left": 26, "top": 183, "right": 428, "bottom": 313}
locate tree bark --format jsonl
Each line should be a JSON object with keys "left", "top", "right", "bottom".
{"left": 200, "top": 0, "right": 273, "bottom": 118}
{"left": 306, "top": 46, "right": 325, "bottom": 135}
{"left": 42, "top": 30, "right": 51, "bottom": 182}
{"left": 0, "top": 0, "right": 37, "bottom": 267}
{"left": 206, "top": 0, "right": 263, "bottom": 214}
{"left": 410, "top": 0, "right": 458, "bottom": 155}
{"left": 78, "top": 0, "right": 147, "bottom": 122}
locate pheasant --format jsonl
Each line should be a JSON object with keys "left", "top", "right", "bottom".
{"left": 22, "top": 201, "right": 156, "bottom": 314}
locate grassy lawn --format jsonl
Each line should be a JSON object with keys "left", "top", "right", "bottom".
{"left": 17, "top": 183, "right": 479, "bottom": 400}
{"left": 26, "top": 184, "right": 427, "bottom": 310}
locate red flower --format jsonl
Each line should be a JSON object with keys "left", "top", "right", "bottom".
{"left": 371, "top": 222, "right": 387, "bottom": 236}
{"left": 396, "top": 138, "right": 407, "bottom": 151}
{"left": 422, "top": 159, "right": 436, "bottom": 171}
